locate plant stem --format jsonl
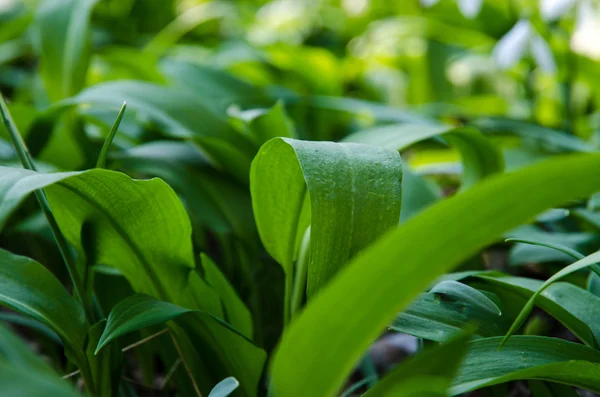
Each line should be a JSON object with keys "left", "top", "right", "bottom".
{"left": 169, "top": 329, "right": 203, "bottom": 397}
{"left": 0, "top": 93, "right": 89, "bottom": 316}
{"left": 121, "top": 328, "right": 169, "bottom": 353}
{"left": 96, "top": 102, "right": 126, "bottom": 169}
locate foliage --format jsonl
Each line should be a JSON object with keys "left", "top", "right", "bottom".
{"left": 2, "top": 0, "right": 600, "bottom": 396}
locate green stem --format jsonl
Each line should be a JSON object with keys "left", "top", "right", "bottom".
{"left": 0, "top": 93, "right": 89, "bottom": 317}
{"left": 291, "top": 226, "right": 310, "bottom": 318}
{"left": 96, "top": 101, "right": 126, "bottom": 169}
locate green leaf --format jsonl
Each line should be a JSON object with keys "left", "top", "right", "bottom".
{"left": 470, "top": 274, "right": 600, "bottom": 347}
{"left": 251, "top": 137, "right": 402, "bottom": 298}
{"left": 95, "top": 295, "right": 189, "bottom": 354}
{"left": 471, "top": 117, "right": 595, "bottom": 153}
{"left": 0, "top": 323, "right": 56, "bottom": 374}
{"left": 0, "top": 312, "right": 60, "bottom": 344}
{"left": 344, "top": 124, "right": 504, "bottom": 188}
{"left": 270, "top": 153, "right": 600, "bottom": 397}
{"left": 391, "top": 292, "right": 509, "bottom": 341}
{"left": 96, "top": 294, "right": 266, "bottom": 397}
{"left": 229, "top": 100, "right": 295, "bottom": 146}
{"left": 452, "top": 336, "right": 600, "bottom": 395}
{"left": 32, "top": 0, "right": 99, "bottom": 101}
{"left": 501, "top": 250, "right": 600, "bottom": 348}
{"left": 58, "top": 81, "right": 257, "bottom": 182}
{"left": 0, "top": 248, "right": 87, "bottom": 355}
{"left": 208, "top": 377, "right": 240, "bottom": 397}
{"left": 201, "top": 254, "right": 253, "bottom": 339}
{"left": 112, "top": 140, "right": 257, "bottom": 243}
{"left": 161, "top": 60, "right": 270, "bottom": 110}
{"left": 0, "top": 360, "right": 81, "bottom": 397}
{"left": 400, "top": 165, "right": 441, "bottom": 222}
{"left": 85, "top": 321, "right": 122, "bottom": 397}
{"left": 430, "top": 280, "right": 502, "bottom": 315}
{"left": 364, "top": 331, "right": 471, "bottom": 396}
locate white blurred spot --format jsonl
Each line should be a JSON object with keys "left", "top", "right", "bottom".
{"left": 492, "top": 19, "right": 556, "bottom": 73}
{"left": 457, "top": 0, "right": 483, "bottom": 19}
{"left": 0, "top": 0, "right": 17, "bottom": 13}
{"left": 492, "top": 20, "right": 532, "bottom": 69}
{"left": 420, "top": 0, "right": 440, "bottom": 7}
{"left": 540, "top": 0, "right": 577, "bottom": 21}
{"left": 343, "top": 0, "right": 369, "bottom": 16}
{"left": 571, "top": 1, "right": 600, "bottom": 60}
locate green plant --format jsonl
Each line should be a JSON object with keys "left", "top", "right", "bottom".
{"left": 3, "top": 0, "right": 600, "bottom": 396}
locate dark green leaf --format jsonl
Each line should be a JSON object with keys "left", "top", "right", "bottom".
{"left": 452, "top": 336, "right": 600, "bottom": 394}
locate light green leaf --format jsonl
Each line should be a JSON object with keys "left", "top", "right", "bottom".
{"left": 270, "top": 153, "right": 600, "bottom": 397}
{"left": 251, "top": 137, "right": 402, "bottom": 298}
{"left": 33, "top": 0, "right": 99, "bottom": 101}
{"left": 452, "top": 336, "right": 600, "bottom": 394}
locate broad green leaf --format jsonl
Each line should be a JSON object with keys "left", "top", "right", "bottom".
{"left": 270, "top": 153, "right": 600, "bottom": 397}
{"left": 44, "top": 169, "right": 197, "bottom": 305}
{"left": 0, "top": 248, "right": 87, "bottom": 357}
{"left": 391, "top": 292, "right": 509, "bottom": 341}
{"left": 430, "top": 280, "right": 502, "bottom": 315}
{"left": 452, "top": 336, "right": 600, "bottom": 394}
{"left": 201, "top": 254, "right": 253, "bottom": 338}
{"left": 96, "top": 294, "right": 266, "bottom": 397}
{"left": 501, "top": 250, "right": 600, "bottom": 348}
{"left": 364, "top": 331, "right": 471, "bottom": 396}
{"left": 0, "top": 166, "right": 220, "bottom": 312}
{"left": 344, "top": 124, "right": 503, "bottom": 188}
{"left": 208, "top": 377, "right": 240, "bottom": 397}
{"left": 32, "top": 0, "right": 99, "bottom": 101}
{"left": 251, "top": 137, "right": 402, "bottom": 298}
